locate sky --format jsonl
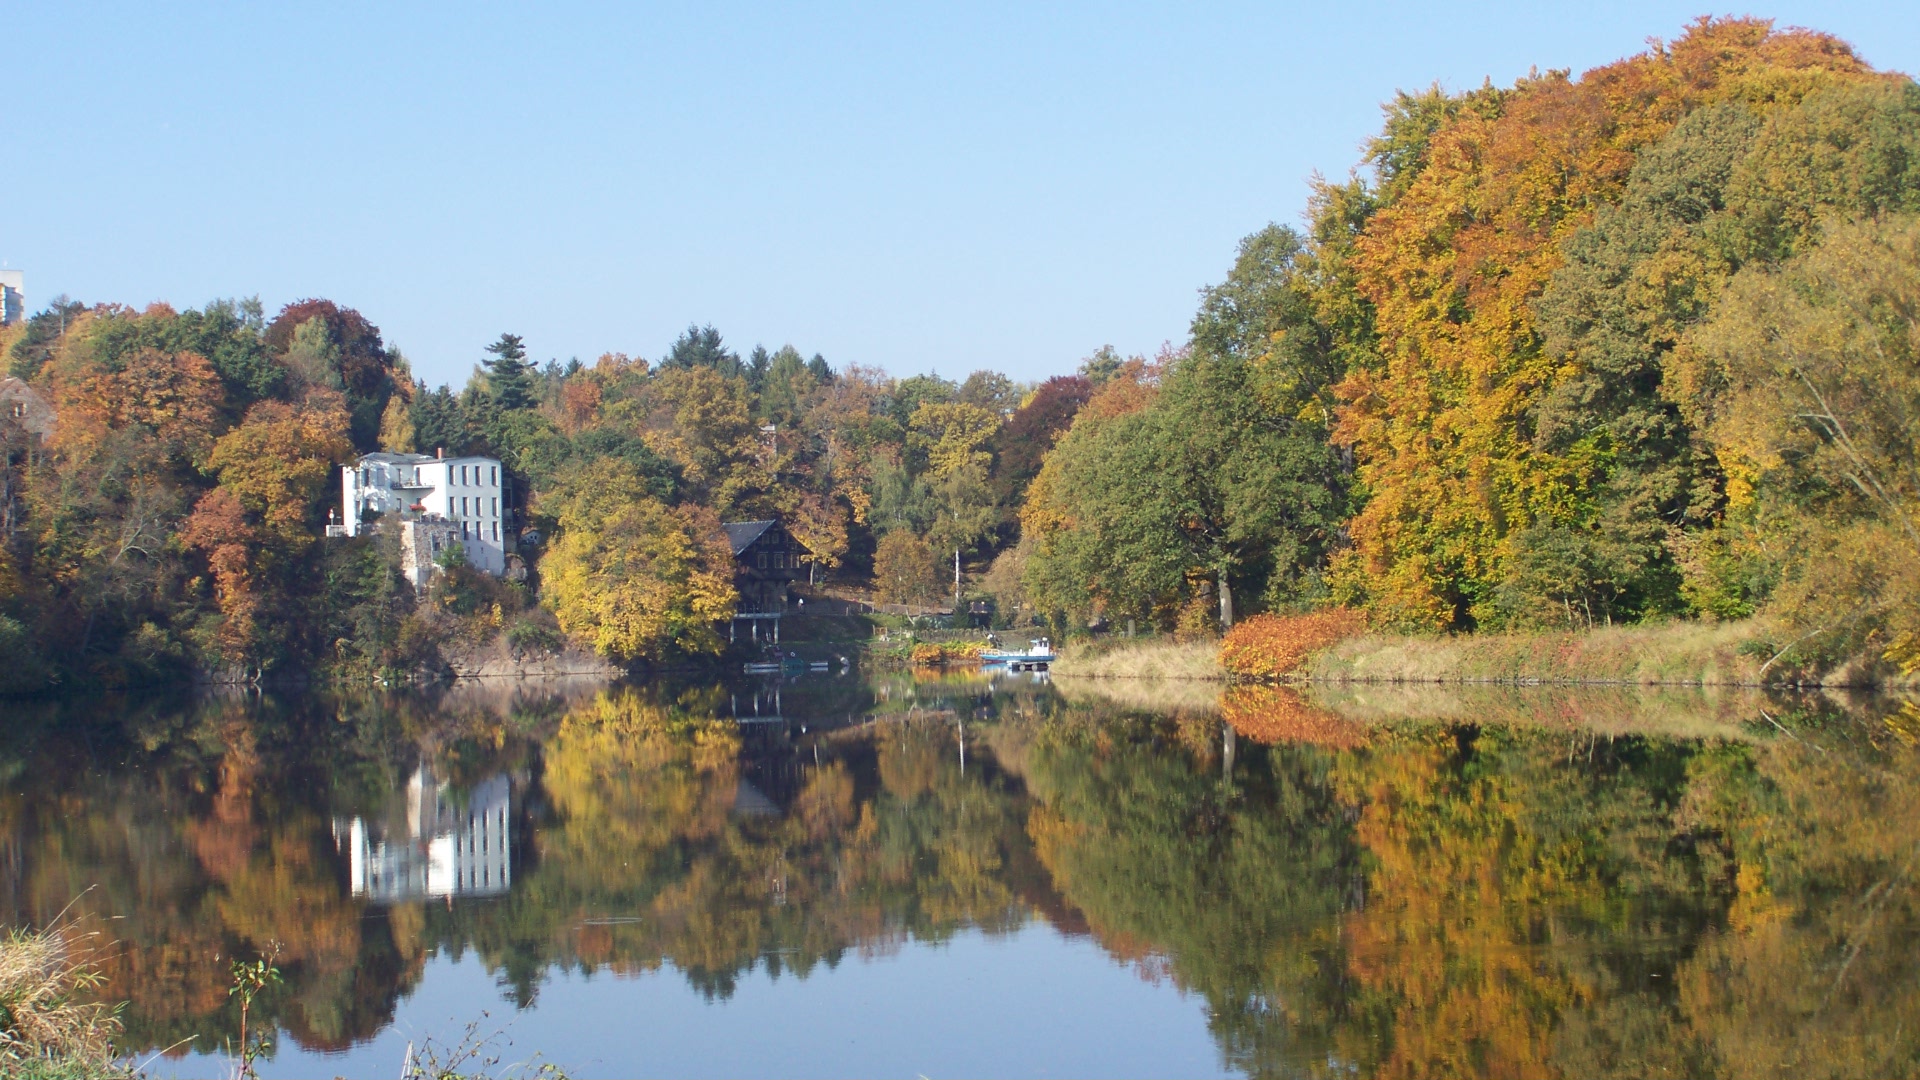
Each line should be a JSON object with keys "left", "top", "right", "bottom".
{"left": 9, "top": 3, "right": 1919, "bottom": 389}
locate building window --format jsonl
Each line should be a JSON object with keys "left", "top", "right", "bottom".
{"left": 758, "top": 554, "right": 767, "bottom": 569}
{"left": 491, "top": 497, "right": 498, "bottom": 516}
{"left": 491, "top": 521, "right": 499, "bottom": 541}
{"left": 490, "top": 466, "right": 498, "bottom": 485}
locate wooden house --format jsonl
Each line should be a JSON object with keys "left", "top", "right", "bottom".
{"left": 724, "top": 518, "right": 811, "bottom": 641}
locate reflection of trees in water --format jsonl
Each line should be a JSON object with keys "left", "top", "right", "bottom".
{"left": 1, "top": 681, "right": 1916, "bottom": 1076}
{"left": 0, "top": 689, "right": 478, "bottom": 1054}
{"left": 1025, "top": 697, "right": 1920, "bottom": 1079}
{"left": 434, "top": 682, "right": 1034, "bottom": 1004}
{"left": 1021, "top": 702, "right": 1366, "bottom": 1076}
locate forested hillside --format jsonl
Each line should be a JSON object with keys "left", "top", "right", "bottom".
{"left": 1, "top": 16, "right": 1915, "bottom": 691}
{"left": 1026, "top": 16, "right": 1920, "bottom": 677}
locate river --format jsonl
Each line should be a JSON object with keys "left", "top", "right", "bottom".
{"left": 1, "top": 671, "right": 1915, "bottom": 1078}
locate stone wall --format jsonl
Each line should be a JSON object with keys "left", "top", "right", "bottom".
{"left": 399, "top": 518, "right": 462, "bottom": 592}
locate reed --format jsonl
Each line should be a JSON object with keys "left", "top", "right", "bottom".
{"left": 0, "top": 915, "right": 130, "bottom": 1080}
{"left": 1306, "top": 620, "right": 1773, "bottom": 686}
{"left": 1051, "top": 637, "right": 1224, "bottom": 681}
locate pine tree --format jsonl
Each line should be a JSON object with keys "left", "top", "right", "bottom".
{"left": 483, "top": 333, "right": 535, "bottom": 411}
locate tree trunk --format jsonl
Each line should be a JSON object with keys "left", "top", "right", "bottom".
{"left": 1218, "top": 574, "right": 1234, "bottom": 630}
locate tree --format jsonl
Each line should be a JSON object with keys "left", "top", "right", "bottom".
{"left": 483, "top": 333, "right": 536, "bottom": 411}
{"left": 638, "top": 366, "right": 762, "bottom": 514}
{"left": 538, "top": 460, "right": 737, "bottom": 662}
{"left": 756, "top": 345, "right": 816, "bottom": 431}
{"left": 929, "top": 462, "right": 997, "bottom": 598}
{"left": 661, "top": 324, "right": 743, "bottom": 378}
{"left": 51, "top": 344, "right": 226, "bottom": 469}
{"left": 265, "top": 299, "right": 400, "bottom": 452}
{"left": 1687, "top": 214, "right": 1920, "bottom": 670}
{"left": 1329, "top": 20, "right": 1884, "bottom": 629}
{"left": 908, "top": 401, "right": 998, "bottom": 479}
{"left": 873, "top": 531, "right": 943, "bottom": 605}
{"left": 409, "top": 384, "right": 473, "bottom": 457}
{"left": 989, "top": 375, "right": 1091, "bottom": 507}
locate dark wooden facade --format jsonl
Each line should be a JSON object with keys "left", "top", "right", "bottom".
{"left": 724, "top": 519, "right": 811, "bottom": 614}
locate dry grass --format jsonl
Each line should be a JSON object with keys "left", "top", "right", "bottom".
{"left": 1050, "top": 637, "right": 1224, "bottom": 681}
{"left": 0, "top": 916, "right": 129, "bottom": 1079}
{"left": 1306, "top": 620, "right": 1770, "bottom": 686}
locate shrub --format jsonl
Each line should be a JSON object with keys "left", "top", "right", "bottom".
{"left": 506, "top": 620, "right": 563, "bottom": 655}
{"left": 1219, "top": 608, "right": 1366, "bottom": 679}
{"left": 907, "top": 640, "right": 986, "bottom": 667}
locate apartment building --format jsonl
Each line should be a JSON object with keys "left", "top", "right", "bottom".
{"left": 338, "top": 449, "right": 507, "bottom": 574}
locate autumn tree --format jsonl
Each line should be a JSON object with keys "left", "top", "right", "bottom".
{"left": 1330, "top": 18, "right": 1883, "bottom": 629}
{"left": 538, "top": 459, "right": 737, "bottom": 661}
{"left": 873, "top": 530, "right": 943, "bottom": 605}
{"left": 1686, "top": 214, "right": 1920, "bottom": 671}
{"left": 265, "top": 300, "right": 402, "bottom": 452}
{"left": 988, "top": 375, "right": 1091, "bottom": 507}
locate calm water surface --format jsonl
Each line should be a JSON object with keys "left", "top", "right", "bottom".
{"left": 1, "top": 673, "right": 1916, "bottom": 1078}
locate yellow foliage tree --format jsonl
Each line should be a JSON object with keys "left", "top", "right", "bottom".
{"left": 539, "top": 459, "right": 737, "bottom": 661}
{"left": 873, "top": 530, "right": 943, "bottom": 605}
{"left": 908, "top": 401, "right": 999, "bottom": 479}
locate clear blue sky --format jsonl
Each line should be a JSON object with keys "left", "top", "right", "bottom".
{"left": 10, "top": 3, "right": 1918, "bottom": 389}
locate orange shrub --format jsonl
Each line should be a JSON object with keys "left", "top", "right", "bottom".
{"left": 1219, "top": 608, "right": 1366, "bottom": 679}
{"left": 1222, "top": 685, "right": 1367, "bottom": 749}
{"left": 908, "top": 640, "right": 987, "bottom": 666}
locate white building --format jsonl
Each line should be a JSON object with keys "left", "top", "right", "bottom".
{"left": 0, "top": 271, "right": 21, "bottom": 327}
{"left": 334, "top": 766, "right": 513, "bottom": 903}
{"left": 338, "top": 450, "right": 507, "bottom": 574}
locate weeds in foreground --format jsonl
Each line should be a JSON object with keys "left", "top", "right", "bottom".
{"left": 227, "top": 943, "right": 281, "bottom": 1080}
{"left": 0, "top": 918, "right": 571, "bottom": 1080}
{"left": 400, "top": 1013, "right": 572, "bottom": 1080}
{"left": 0, "top": 909, "right": 133, "bottom": 1079}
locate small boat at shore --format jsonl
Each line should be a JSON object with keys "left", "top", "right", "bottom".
{"left": 981, "top": 637, "right": 1057, "bottom": 670}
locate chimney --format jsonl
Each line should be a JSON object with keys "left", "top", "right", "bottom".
{"left": 436, "top": 447, "right": 444, "bottom": 459}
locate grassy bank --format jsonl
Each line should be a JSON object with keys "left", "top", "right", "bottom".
{"left": 1050, "top": 638, "right": 1222, "bottom": 681}
{"left": 1046, "top": 618, "right": 1868, "bottom": 688}
{"left": 1305, "top": 621, "right": 1773, "bottom": 686}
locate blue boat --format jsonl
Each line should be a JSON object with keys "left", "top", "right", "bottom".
{"left": 981, "top": 637, "right": 1057, "bottom": 669}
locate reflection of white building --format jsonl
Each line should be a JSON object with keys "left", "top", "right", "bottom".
{"left": 334, "top": 450, "right": 506, "bottom": 575}
{"left": 335, "top": 766, "right": 512, "bottom": 902}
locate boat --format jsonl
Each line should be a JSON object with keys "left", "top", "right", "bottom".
{"left": 980, "top": 637, "right": 1057, "bottom": 670}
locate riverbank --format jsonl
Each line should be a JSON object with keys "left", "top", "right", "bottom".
{"left": 1049, "top": 619, "right": 1905, "bottom": 689}
{"left": 1049, "top": 638, "right": 1222, "bottom": 681}
{"left": 1307, "top": 621, "right": 1772, "bottom": 687}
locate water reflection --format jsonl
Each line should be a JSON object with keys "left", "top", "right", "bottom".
{"left": 336, "top": 765, "right": 513, "bottom": 903}
{"left": 0, "top": 675, "right": 1915, "bottom": 1077}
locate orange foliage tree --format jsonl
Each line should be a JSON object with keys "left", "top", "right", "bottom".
{"left": 184, "top": 401, "right": 354, "bottom": 660}
{"left": 1331, "top": 18, "right": 1879, "bottom": 629}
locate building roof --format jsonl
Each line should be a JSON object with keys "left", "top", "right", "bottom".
{"left": 355, "top": 451, "right": 500, "bottom": 467}
{"left": 723, "top": 520, "right": 776, "bottom": 556}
